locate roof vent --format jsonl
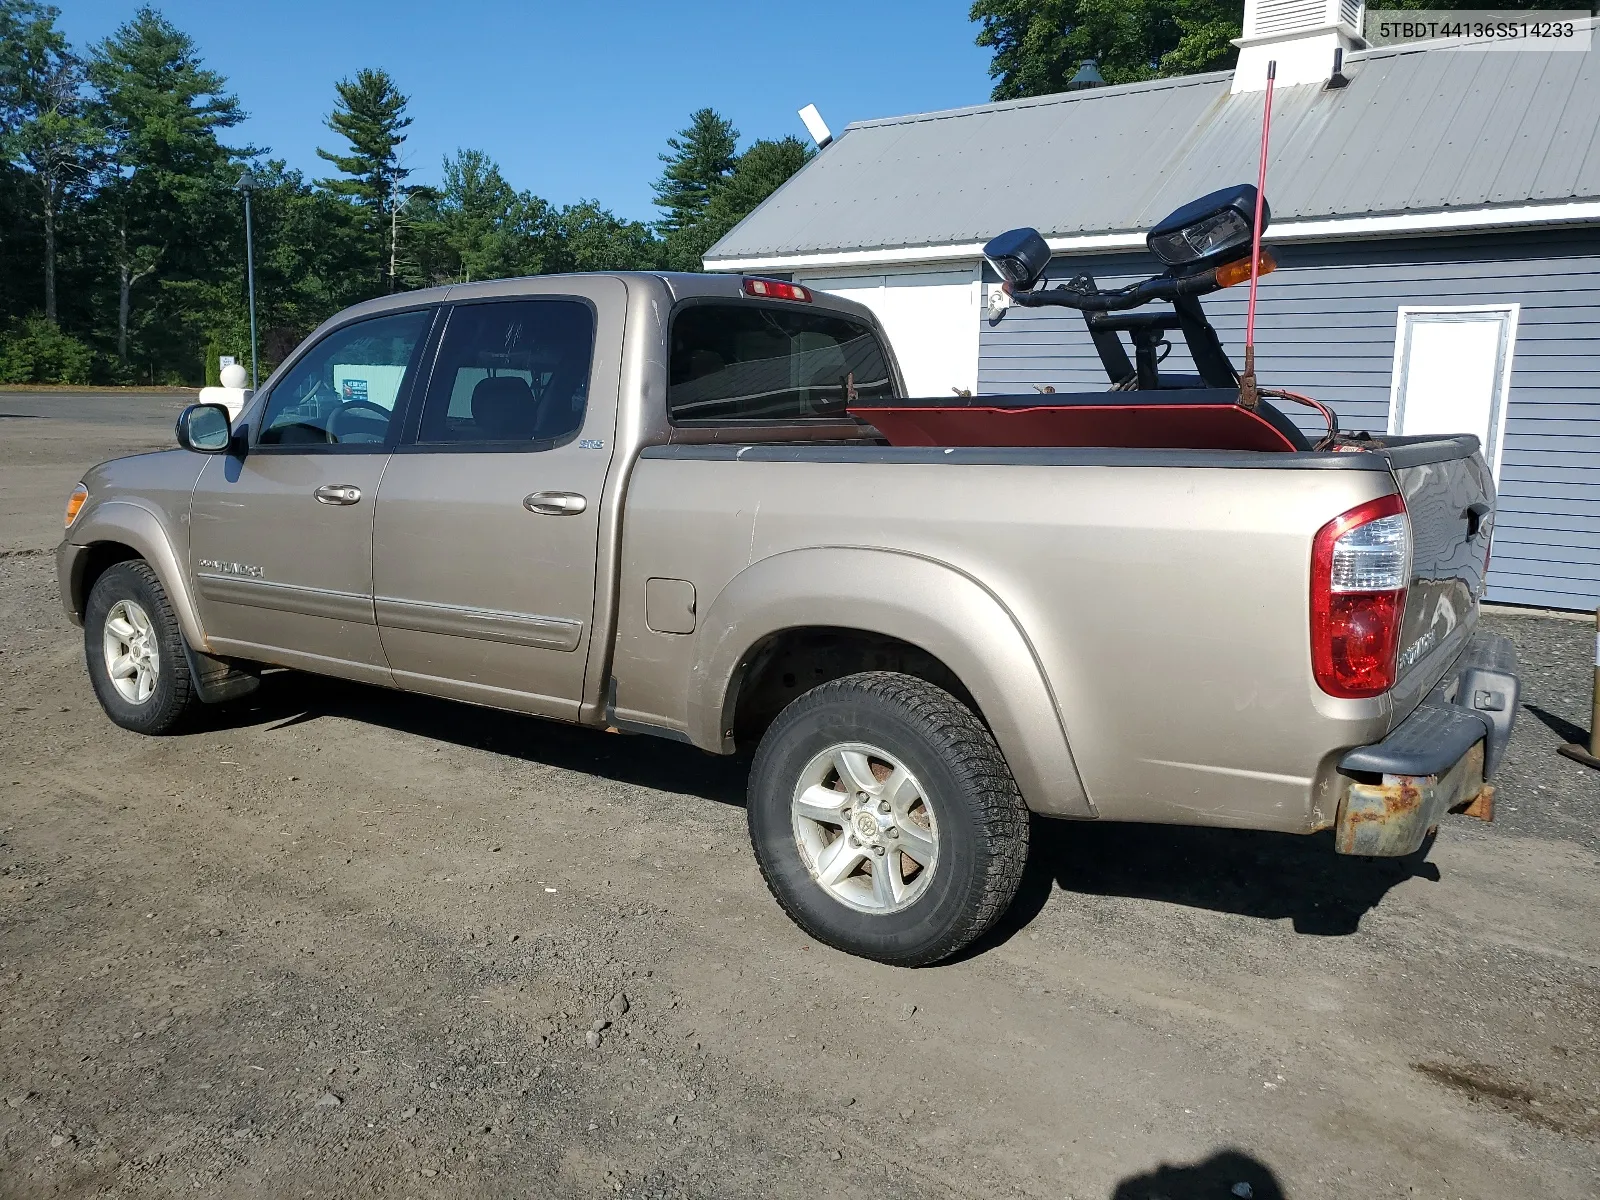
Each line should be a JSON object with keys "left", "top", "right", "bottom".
{"left": 1233, "top": 0, "right": 1365, "bottom": 92}
{"left": 1067, "top": 59, "right": 1105, "bottom": 90}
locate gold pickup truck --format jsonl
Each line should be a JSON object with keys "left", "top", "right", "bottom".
{"left": 57, "top": 253, "right": 1517, "bottom": 965}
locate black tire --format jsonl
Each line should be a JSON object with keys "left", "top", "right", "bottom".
{"left": 747, "top": 671, "right": 1029, "bottom": 966}
{"left": 84, "top": 560, "right": 199, "bottom": 735}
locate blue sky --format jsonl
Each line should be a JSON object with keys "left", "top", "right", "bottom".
{"left": 57, "top": 1, "right": 996, "bottom": 222}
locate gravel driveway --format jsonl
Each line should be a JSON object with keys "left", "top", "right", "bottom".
{"left": 2, "top": 391, "right": 1596, "bottom": 1199}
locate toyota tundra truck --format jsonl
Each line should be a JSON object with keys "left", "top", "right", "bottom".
{"left": 57, "top": 262, "right": 1519, "bottom": 965}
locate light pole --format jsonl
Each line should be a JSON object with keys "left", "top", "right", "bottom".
{"left": 235, "top": 171, "right": 260, "bottom": 390}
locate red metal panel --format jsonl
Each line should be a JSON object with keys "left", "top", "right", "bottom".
{"left": 850, "top": 402, "right": 1300, "bottom": 453}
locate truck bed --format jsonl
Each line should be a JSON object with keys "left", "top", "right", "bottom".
{"left": 614, "top": 432, "right": 1491, "bottom": 829}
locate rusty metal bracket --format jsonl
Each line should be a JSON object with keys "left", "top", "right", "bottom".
{"left": 1336, "top": 742, "right": 1486, "bottom": 857}
{"left": 1453, "top": 783, "right": 1494, "bottom": 823}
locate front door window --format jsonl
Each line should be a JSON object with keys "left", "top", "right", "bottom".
{"left": 257, "top": 309, "right": 432, "bottom": 447}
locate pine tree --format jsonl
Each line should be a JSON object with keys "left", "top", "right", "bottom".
{"left": 87, "top": 5, "right": 243, "bottom": 370}
{"left": 1, "top": 1, "right": 102, "bottom": 324}
{"left": 651, "top": 108, "right": 737, "bottom": 237}
{"left": 316, "top": 68, "right": 412, "bottom": 290}
{"left": 423, "top": 148, "right": 531, "bottom": 283}
{"left": 666, "top": 135, "right": 813, "bottom": 271}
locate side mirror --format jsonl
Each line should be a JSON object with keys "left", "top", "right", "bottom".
{"left": 982, "top": 227, "right": 1052, "bottom": 292}
{"left": 1147, "top": 184, "right": 1269, "bottom": 273}
{"left": 176, "top": 403, "right": 234, "bottom": 454}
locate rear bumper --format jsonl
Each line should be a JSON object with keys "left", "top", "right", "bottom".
{"left": 1333, "top": 633, "right": 1519, "bottom": 857}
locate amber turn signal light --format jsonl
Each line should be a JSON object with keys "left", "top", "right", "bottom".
{"left": 1215, "top": 249, "right": 1276, "bottom": 289}
{"left": 64, "top": 483, "right": 87, "bottom": 528}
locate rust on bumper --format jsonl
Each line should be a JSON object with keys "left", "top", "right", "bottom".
{"left": 1335, "top": 741, "right": 1488, "bottom": 857}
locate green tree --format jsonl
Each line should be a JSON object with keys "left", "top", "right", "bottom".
{"left": 404, "top": 147, "right": 666, "bottom": 284}
{"left": 971, "top": 0, "right": 1243, "bottom": 97}
{"left": 0, "top": 312, "right": 92, "bottom": 382}
{"left": 545, "top": 200, "right": 660, "bottom": 273}
{"left": 195, "top": 160, "right": 372, "bottom": 378}
{"left": 670, "top": 135, "right": 814, "bottom": 270}
{"left": 971, "top": 0, "right": 1576, "bottom": 99}
{"left": 2, "top": 2, "right": 102, "bottom": 324}
{"left": 316, "top": 68, "right": 413, "bottom": 291}
{"left": 652, "top": 107, "right": 812, "bottom": 271}
{"left": 87, "top": 5, "right": 244, "bottom": 372}
{"left": 414, "top": 149, "right": 546, "bottom": 284}
{"left": 652, "top": 107, "right": 737, "bottom": 237}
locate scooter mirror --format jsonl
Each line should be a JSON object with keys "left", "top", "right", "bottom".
{"left": 982, "top": 227, "right": 1052, "bottom": 291}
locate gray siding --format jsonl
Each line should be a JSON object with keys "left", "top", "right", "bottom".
{"left": 977, "top": 231, "right": 1600, "bottom": 611}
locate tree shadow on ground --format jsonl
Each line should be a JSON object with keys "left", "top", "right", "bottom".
{"left": 1110, "top": 1149, "right": 1287, "bottom": 1200}
{"left": 196, "top": 669, "right": 749, "bottom": 808}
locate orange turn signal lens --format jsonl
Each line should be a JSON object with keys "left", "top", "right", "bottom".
{"left": 1215, "top": 249, "right": 1276, "bottom": 289}
{"left": 64, "top": 483, "right": 88, "bottom": 528}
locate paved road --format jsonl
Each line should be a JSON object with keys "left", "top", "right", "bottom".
{"left": 1, "top": 394, "right": 1595, "bottom": 1198}
{"left": 0, "top": 389, "right": 192, "bottom": 555}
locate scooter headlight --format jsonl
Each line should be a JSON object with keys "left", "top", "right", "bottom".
{"left": 1147, "top": 184, "right": 1269, "bottom": 272}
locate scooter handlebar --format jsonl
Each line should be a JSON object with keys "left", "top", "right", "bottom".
{"left": 1007, "top": 268, "right": 1220, "bottom": 312}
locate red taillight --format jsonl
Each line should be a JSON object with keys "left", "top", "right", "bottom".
{"left": 743, "top": 277, "right": 811, "bottom": 302}
{"left": 1311, "top": 493, "right": 1410, "bottom": 698}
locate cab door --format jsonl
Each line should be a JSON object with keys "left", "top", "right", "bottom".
{"left": 371, "top": 282, "right": 624, "bottom": 720}
{"left": 189, "top": 306, "right": 437, "bottom": 683}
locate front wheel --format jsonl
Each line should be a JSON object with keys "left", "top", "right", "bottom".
{"left": 84, "top": 560, "right": 200, "bottom": 735}
{"left": 747, "top": 672, "right": 1029, "bottom": 966}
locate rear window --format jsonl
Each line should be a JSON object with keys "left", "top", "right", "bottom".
{"left": 668, "top": 302, "right": 894, "bottom": 423}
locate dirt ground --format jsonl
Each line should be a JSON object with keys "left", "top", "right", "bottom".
{"left": 2, "top": 391, "right": 1597, "bottom": 1199}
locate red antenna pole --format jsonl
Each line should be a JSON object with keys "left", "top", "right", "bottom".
{"left": 1239, "top": 59, "right": 1276, "bottom": 410}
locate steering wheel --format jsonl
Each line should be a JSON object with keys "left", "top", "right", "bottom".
{"left": 324, "top": 398, "right": 392, "bottom": 444}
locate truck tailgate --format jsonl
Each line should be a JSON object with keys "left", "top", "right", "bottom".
{"left": 1387, "top": 437, "right": 1497, "bottom": 721}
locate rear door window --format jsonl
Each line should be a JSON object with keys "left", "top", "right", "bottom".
{"left": 415, "top": 299, "right": 595, "bottom": 447}
{"left": 668, "top": 303, "right": 893, "bottom": 423}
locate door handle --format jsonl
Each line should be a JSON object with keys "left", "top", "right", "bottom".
{"left": 523, "top": 491, "right": 587, "bottom": 516}
{"left": 314, "top": 484, "right": 362, "bottom": 506}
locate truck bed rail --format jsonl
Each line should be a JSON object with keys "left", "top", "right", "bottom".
{"left": 640, "top": 435, "right": 1482, "bottom": 473}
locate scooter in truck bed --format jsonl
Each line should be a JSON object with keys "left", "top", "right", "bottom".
{"left": 854, "top": 184, "right": 1351, "bottom": 456}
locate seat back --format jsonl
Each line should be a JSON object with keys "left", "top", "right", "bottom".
{"left": 470, "top": 375, "right": 537, "bottom": 441}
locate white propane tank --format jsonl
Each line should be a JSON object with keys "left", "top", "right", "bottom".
{"left": 199, "top": 362, "right": 253, "bottom": 419}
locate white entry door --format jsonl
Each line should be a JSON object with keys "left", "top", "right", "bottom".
{"left": 798, "top": 266, "right": 980, "bottom": 398}
{"left": 1388, "top": 305, "right": 1519, "bottom": 478}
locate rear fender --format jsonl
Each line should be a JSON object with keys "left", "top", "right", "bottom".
{"left": 688, "top": 547, "right": 1093, "bottom": 818}
{"left": 62, "top": 500, "right": 208, "bottom": 650}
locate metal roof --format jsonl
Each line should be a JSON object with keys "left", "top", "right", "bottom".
{"left": 705, "top": 27, "right": 1600, "bottom": 264}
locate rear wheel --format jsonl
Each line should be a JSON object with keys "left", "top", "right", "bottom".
{"left": 84, "top": 560, "right": 199, "bottom": 735}
{"left": 747, "top": 672, "right": 1029, "bottom": 966}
